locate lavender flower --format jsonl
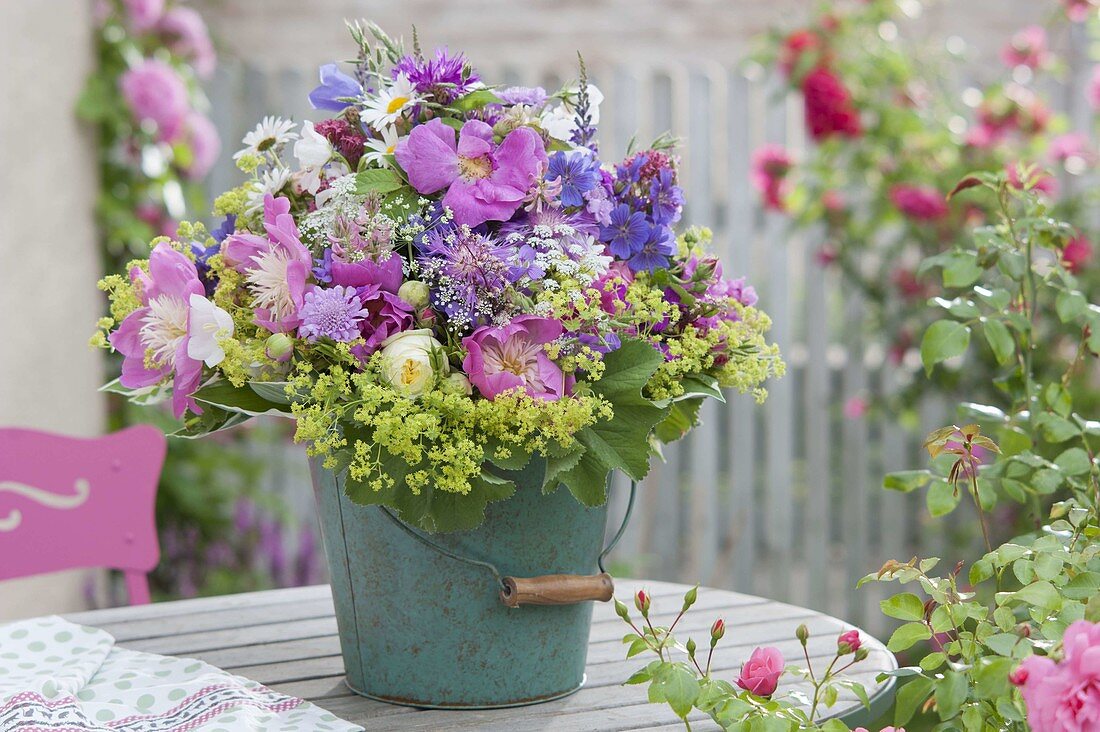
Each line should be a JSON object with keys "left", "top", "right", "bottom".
{"left": 393, "top": 49, "right": 480, "bottom": 102}
{"left": 547, "top": 151, "right": 601, "bottom": 208}
{"left": 417, "top": 225, "right": 521, "bottom": 329}
{"left": 601, "top": 204, "right": 649, "bottom": 258}
{"left": 298, "top": 285, "right": 371, "bottom": 342}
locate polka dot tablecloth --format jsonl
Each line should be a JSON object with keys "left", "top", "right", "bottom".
{"left": 0, "top": 616, "right": 362, "bottom": 731}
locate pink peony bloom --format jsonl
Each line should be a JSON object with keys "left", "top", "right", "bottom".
{"left": 120, "top": 59, "right": 190, "bottom": 142}
{"left": 1013, "top": 620, "right": 1100, "bottom": 731}
{"left": 1001, "top": 26, "right": 1050, "bottom": 69}
{"left": 1063, "top": 236, "right": 1093, "bottom": 274}
{"left": 737, "top": 646, "right": 784, "bottom": 697}
{"left": 802, "top": 67, "right": 862, "bottom": 142}
{"left": 751, "top": 145, "right": 793, "bottom": 212}
{"left": 1007, "top": 162, "right": 1060, "bottom": 198}
{"left": 108, "top": 242, "right": 205, "bottom": 418}
{"left": 223, "top": 195, "right": 311, "bottom": 333}
{"left": 122, "top": 0, "right": 165, "bottom": 32}
{"left": 462, "top": 315, "right": 567, "bottom": 401}
{"left": 179, "top": 112, "right": 220, "bottom": 180}
{"left": 395, "top": 119, "right": 547, "bottom": 226}
{"left": 157, "top": 6, "right": 216, "bottom": 79}
{"left": 890, "top": 184, "right": 948, "bottom": 221}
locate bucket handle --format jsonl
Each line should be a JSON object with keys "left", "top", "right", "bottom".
{"left": 377, "top": 478, "right": 637, "bottom": 608}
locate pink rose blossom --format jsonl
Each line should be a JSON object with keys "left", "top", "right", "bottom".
{"left": 890, "top": 184, "right": 948, "bottom": 221}
{"left": 751, "top": 145, "right": 793, "bottom": 212}
{"left": 1063, "top": 236, "right": 1093, "bottom": 274}
{"left": 1049, "top": 133, "right": 1096, "bottom": 169}
{"left": 157, "top": 6, "right": 216, "bottom": 79}
{"left": 120, "top": 59, "right": 190, "bottom": 142}
{"left": 462, "top": 315, "right": 567, "bottom": 401}
{"left": 736, "top": 646, "right": 784, "bottom": 697}
{"left": 843, "top": 397, "right": 867, "bottom": 420}
{"left": 179, "top": 112, "right": 220, "bottom": 180}
{"left": 122, "top": 0, "right": 165, "bottom": 32}
{"left": 395, "top": 118, "right": 547, "bottom": 226}
{"left": 802, "top": 67, "right": 862, "bottom": 141}
{"left": 1065, "top": 0, "right": 1098, "bottom": 22}
{"left": 1013, "top": 620, "right": 1100, "bottom": 731}
{"left": 1001, "top": 26, "right": 1050, "bottom": 70}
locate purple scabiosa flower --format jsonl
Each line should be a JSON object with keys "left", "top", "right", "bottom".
{"left": 297, "top": 285, "right": 371, "bottom": 342}
{"left": 600, "top": 204, "right": 649, "bottom": 258}
{"left": 649, "top": 169, "right": 684, "bottom": 225}
{"left": 628, "top": 225, "right": 675, "bottom": 273}
{"left": 393, "top": 49, "right": 480, "bottom": 102}
{"left": 417, "top": 225, "right": 521, "bottom": 329}
{"left": 546, "top": 151, "right": 600, "bottom": 208}
{"left": 498, "top": 86, "right": 548, "bottom": 107}
{"left": 308, "top": 63, "right": 363, "bottom": 111}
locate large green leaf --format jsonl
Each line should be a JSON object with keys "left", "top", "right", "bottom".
{"left": 191, "top": 380, "right": 293, "bottom": 417}
{"left": 654, "top": 398, "right": 703, "bottom": 444}
{"left": 921, "top": 320, "right": 971, "bottom": 374}
{"left": 354, "top": 168, "right": 404, "bottom": 195}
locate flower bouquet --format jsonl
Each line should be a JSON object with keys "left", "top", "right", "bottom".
{"left": 94, "top": 22, "right": 782, "bottom": 707}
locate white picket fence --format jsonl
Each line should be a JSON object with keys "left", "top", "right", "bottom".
{"left": 202, "top": 26, "right": 1092, "bottom": 633}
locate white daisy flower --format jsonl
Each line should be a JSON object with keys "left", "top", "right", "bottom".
{"left": 234, "top": 116, "right": 299, "bottom": 161}
{"left": 246, "top": 166, "right": 292, "bottom": 213}
{"left": 363, "top": 126, "right": 403, "bottom": 167}
{"left": 361, "top": 75, "right": 419, "bottom": 129}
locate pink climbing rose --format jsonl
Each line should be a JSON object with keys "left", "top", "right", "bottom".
{"left": 1012, "top": 620, "right": 1100, "bottom": 731}
{"left": 736, "top": 646, "right": 784, "bottom": 697}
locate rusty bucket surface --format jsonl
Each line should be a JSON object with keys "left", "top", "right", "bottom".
{"left": 309, "top": 457, "right": 611, "bottom": 709}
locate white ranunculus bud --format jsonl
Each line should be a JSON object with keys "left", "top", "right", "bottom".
{"left": 397, "top": 280, "right": 431, "bottom": 310}
{"left": 441, "top": 372, "right": 473, "bottom": 396}
{"left": 379, "top": 328, "right": 448, "bottom": 397}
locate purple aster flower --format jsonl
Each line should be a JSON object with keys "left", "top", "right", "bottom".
{"left": 297, "top": 285, "right": 371, "bottom": 342}
{"left": 600, "top": 204, "right": 649, "bottom": 258}
{"left": 628, "top": 225, "right": 675, "bottom": 273}
{"left": 393, "top": 49, "right": 480, "bottom": 102}
{"left": 497, "top": 86, "right": 548, "bottom": 107}
{"left": 308, "top": 63, "right": 363, "bottom": 111}
{"left": 546, "top": 151, "right": 600, "bottom": 208}
{"left": 417, "top": 225, "right": 521, "bottom": 329}
{"left": 649, "top": 169, "right": 684, "bottom": 225}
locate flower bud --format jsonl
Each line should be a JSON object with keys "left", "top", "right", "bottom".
{"left": 1009, "top": 665, "right": 1029, "bottom": 686}
{"left": 614, "top": 598, "right": 630, "bottom": 621}
{"left": 711, "top": 618, "right": 725, "bottom": 643}
{"left": 853, "top": 647, "right": 869, "bottom": 662}
{"left": 398, "top": 280, "right": 431, "bottom": 310}
{"left": 796, "top": 624, "right": 810, "bottom": 645}
{"left": 1016, "top": 623, "right": 1032, "bottom": 638}
{"left": 682, "top": 585, "right": 698, "bottom": 612}
{"left": 837, "top": 629, "right": 862, "bottom": 655}
{"left": 264, "top": 333, "right": 294, "bottom": 362}
{"left": 686, "top": 638, "right": 697, "bottom": 657}
{"left": 441, "top": 372, "right": 473, "bottom": 396}
{"left": 635, "top": 589, "right": 651, "bottom": 615}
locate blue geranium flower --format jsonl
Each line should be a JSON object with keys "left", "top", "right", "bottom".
{"left": 600, "top": 204, "right": 649, "bottom": 259}
{"left": 546, "top": 151, "right": 600, "bottom": 208}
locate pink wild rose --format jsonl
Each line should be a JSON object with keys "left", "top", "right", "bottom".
{"left": 395, "top": 119, "right": 547, "bottom": 227}
{"left": 462, "top": 315, "right": 567, "bottom": 401}
{"left": 890, "top": 184, "right": 948, "bottom": 222}
{"left": 736, "top": 646, "right": 784, "bottom": 697}
{"left": 1001, "top": 26, "right": 1050, "bottom": 70}
{"left": 157, "top": 6, "right": 216, "bottom": 79}
{"left": 1013, "top": 620, "right": 1100, "bottom": 731}
{"left": 120, "top": 59, "right": 190, "bottom": 142}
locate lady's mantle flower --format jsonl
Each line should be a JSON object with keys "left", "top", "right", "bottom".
{"left": 108, "top": 243, "right": 205, "bottom": 418}
{"left": 297, "top": 285, "right": 370, "bottom": 342}
{"left": 186, "top": 293, "right": 234, "bottom": 367}
{"left": 379, "top": 329, "right": 448, "bottom": 397}
{"left": 546, "top": 151, "right": 600, "bottom": 208}
{"left": 1012, "top": 620, "right": 1100, "bottom": 731}
{"left": 396, "top": 119, "right": 547, "bottom": 227}
{"left": 234, "top": 116, "right": 298, "bottom": 163}
{"left": 223, "top": 195, "right": 312, "bottom": 333}
{"left": 308, "top": 63, "right": 363, "bottom": 112}
{"left": 362, "top": 75, "right": 419, "bottom": 130}
{"left": 393, "top": 49, "right": 480, "bottom": 103}
{"left": 463, "top": 315, "right": 567, "bottom": 401}
{"left": 120, "top": 59, "right": 189, "bottom": 142}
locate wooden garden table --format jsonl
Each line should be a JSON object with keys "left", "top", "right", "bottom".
{"left": 63, "top": 579, "right": 897, "bottom": 730}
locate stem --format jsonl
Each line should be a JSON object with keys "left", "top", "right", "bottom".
{"left": 704, "top": 646, "right": 715, "bottom": 677}
{"left": 969, "top": 461, "right": 992, "bottom": 552}
{"left": 809, "top": 655, "right": 840, "bottom": 721}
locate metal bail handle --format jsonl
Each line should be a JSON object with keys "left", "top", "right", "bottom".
{"left": 378, "top": 477, "right": 637, "bottom": 608}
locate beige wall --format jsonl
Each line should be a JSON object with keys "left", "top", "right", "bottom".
{"left": 0, "top": 1, "right": 106, "bottom": 620}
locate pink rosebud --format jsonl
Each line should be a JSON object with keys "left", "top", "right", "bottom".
{"left": 711, "top": 618, "right": 725, "bottom": 642}
{"left": 635, "top": 589, "right": 651, "bottom": 615}
{"left": 1009, "top": 665, "right": 1029, "bottom": 686}
{"left": 843, "top": 396, "right": 867, "bottom": 420}
{"left": 1063, "top": 236, "right": 1093, "bottom": 274}
{"left": 1001, "top": 26, "right": 1049, "bottom": 70}
{"left": 815, "top": 243, "right": 839, "bottom": 267}
{"left": 736, "top": 646, "right": 784, "bottom": 697}
{"left": 837, "top": 629, "right": 862, "bottom": 654}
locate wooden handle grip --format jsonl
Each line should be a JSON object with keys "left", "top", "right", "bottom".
{"left": 500, "top": 573, "right": 615, "bottom": 608}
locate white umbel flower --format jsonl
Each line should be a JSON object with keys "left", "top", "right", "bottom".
{"left": 361, "top": 75, "right": 419, "bottom": 129}
{"left": 186, "top": 294, "right": 234, "bottom": 367}
{"left": 234, "top": 116, "right": 299, "bottom": 161}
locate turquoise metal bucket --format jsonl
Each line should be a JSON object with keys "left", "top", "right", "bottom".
{"left": 309, "top": 457, "right": 613, "bottom": 708}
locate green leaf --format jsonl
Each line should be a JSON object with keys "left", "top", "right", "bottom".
{"left": 894, "top": 676, "right": 934, "bottom": 726}
{"left": 973, "top": 656, "right": 1013, "bottom": 699}
{"left": 1011, "top": 580, "right": 1062, "bottom": 611}
{"left": 191, "top": 380, "right": 292, "bottom": 418}
{"left": 887, "top": 622, "right": 931, "bottom": 652}
{"left": 881, "top": 592, "right": 926, "bottom": 621}
{"left": 883, "top": 470, "right": 934, "bottom": 493}
{"left": 943, "top": 251, "right": 984, "bottom": 288}
{"left": 1054, "top": 447, "right": 1092, "bottom": 476}
{"left": 1056, "top": 290, "right": 1088, "bottom": 323}
{"left": 921, "top": 320, "right": 971, "bottom": 374}
{"left": 1064, "top": 572, "right": 1100, "bottom": 601}
{"left": 354, "top": 168, "right": 404, "bottom": 194}
{"left": 542, "top": 447, "right": 585, "bottom": 491}
{"left": 935, "top": 670, "right": 967, "bottom": 720}
{"left": 982, "top": 319, "right": 1015, "bottom": 365}
{"left": 654, "top": 398, "right": 703, "bottom": 444}
{"left": 248, "top": 381, "right": 294, "bottom": 405}
{"left": 655, "top": 663, "right": 701, "bottom": 719}
{"left": 452, "top": 89, "right": 504, "bottom": 112}
{"left": 927, "top": 479, "right": 960, "bottom": 517}
{"left": 1038, "top": 413, "right": 1080, "bottom": 442}
{"left": 1085, "top": 593, "right": 1100, "bottom": 622}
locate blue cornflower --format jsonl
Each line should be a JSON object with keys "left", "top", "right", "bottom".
{"left": 600, "top": 204, "right": 649, "bottom": 259}
{"left": 546, "top": 151, "right": 600, "bottom": 208}
{"left": 649, "top": 169, "right": 684, "bottom": 225}
{"left": 628, "top": 225, "right": 675, "bottom": 273}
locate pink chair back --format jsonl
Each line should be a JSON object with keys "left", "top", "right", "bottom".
{"left": 0, "top": 425, "right": 167, "bottom": 605}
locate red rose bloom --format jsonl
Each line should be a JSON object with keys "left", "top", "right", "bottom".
{"left": 802, "top": 68, "right": 862, "bottom": 141}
